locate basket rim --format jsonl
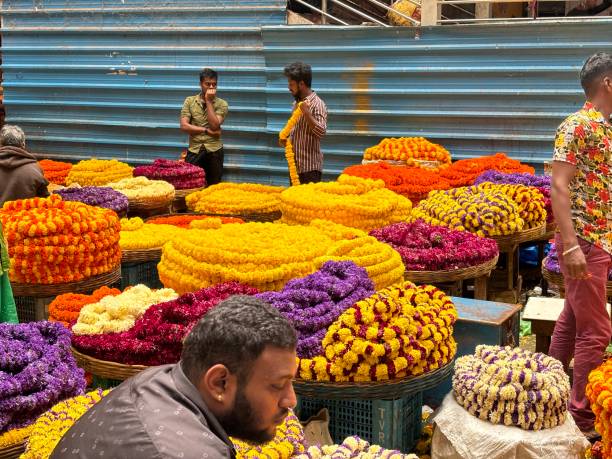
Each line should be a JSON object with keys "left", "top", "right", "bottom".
{"left": 196, "top": 210, "right": 281, "bottom": 222}
{"left": 121, "top": 247, "right": 162, "bottom": 263}
{"left": 489, "top": 222, "right": 547, "bottom": 249}
{"left": 174, "top": 186, "right": 205, "bottom": 199}
{"left": 71, "top": 346, "right": 149, "bottom": 380}
{"left": 542, "top": 263, "right": 612, "bottom": 295}
{"left": 0, "top": 439, "right": 27, "bottom": 459}
{"left": 405, "top": 254, "right": 498, "bottom": 283}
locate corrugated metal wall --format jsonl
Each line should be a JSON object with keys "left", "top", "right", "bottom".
{"left": 2, "top": 5, "right": 611, "bottom": 184}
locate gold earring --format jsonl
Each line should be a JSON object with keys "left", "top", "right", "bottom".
{"left": 217, "top": 394, "right": 223, "bottom": 402}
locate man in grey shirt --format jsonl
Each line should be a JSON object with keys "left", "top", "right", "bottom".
{"left": 51, "top": 295, "right": 298, "bottom": 458}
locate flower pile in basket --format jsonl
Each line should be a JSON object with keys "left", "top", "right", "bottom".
{"left": 586, "top": 359, "right": 612, "bottom": 459}
{"left": 108, "top": 176, "right": 175, "bottom": 203}
{"left": 0, "top": 322, "right": 86, "bottom": 443}
{"left": 71, "top": 284, "right": 178, "bottom": 335}
{"left": 48, "top": 286, "right": 121, "bottom": 328}
{"left": 186, "top": 182, "right": 285, "bottom": 215}
{"left": 298, "top": 281, "right": 458, "bottom": 382}
{"left": 370, "top": 220, "right": 498, "bottom": 271}
{"left": 233, "top": 409, "right": 305, "bottom": 458}
{"left": 363, "top": 137, "right": 451, "bottom": 168}
{"left": 54, "top": 186, "right": 129, "bottom": 215}
{"left": 342, "top": 162, "right": 451, "bottom": 203}
{"left": 296, "top": 436, "right": 418, "bottom": 458}
{"left": 0, "top": 195, "right": 121, "bottom": 284}
{"left": 439, "top": 153, "right": 535, "bottom": 187}
{"left": 66, "top": 158, "right": 133, "bottom": 186}
{"left": 71, "top": 283, "right": 256, "bottom": 366}
{"left": 257, "top": 261, "right": 375, "bottom": 359}
{"left": 120, "top": 217, "right": 187, "bottom": 251}
{"left": 38, "top": 159, "right": 72, "bottom": 185}
{"left": 279, "top": 175, "right": 412, "bottom": 232}
{"left": 158, "top": 220, "right": 404, "bottom": 294}
{"left": 477, "top": 182, "right": 547, "bottom": 229}
{"left": 133, "top": 158, "right": 205, "bottom": 189}
{"left": 20, "top": 388, "right": 109, "bottom": 459}
{"left": 453, "top": 345, "right": 570, "bottom": 430}
{"left": 146, "top": 214, "right": 244, "bottom": 228}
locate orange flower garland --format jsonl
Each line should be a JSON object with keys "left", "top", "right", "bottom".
{"left": 440, "top": 153, "right": 535, "bottom": 187}
{"left": 587, "top": 359, "right": 612, "bottom": 458}
{"left": 363, "top": 137, "right": 451, "bottom": 168}
{"left": 0, "top": 195, "right": 121, "bottom": 284}
{"left": 146, "top": 214, "right": 244, "bottom": 228}
{"left": 38, "top": 159, "right": 72, "bottom": 185}
{"left": 48, "top": 286, "right": 121, "bottom": 327}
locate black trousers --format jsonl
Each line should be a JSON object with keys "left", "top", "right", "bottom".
{"left": 298, "top": 170, "right": 322, "bottom": 184}
{"left": 186, "top": 146, "right": 224, "bottom": 186}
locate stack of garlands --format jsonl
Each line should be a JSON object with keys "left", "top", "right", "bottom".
{"left": 120, "top": 217, "right": 187, "bottom": 251}
{"left": 38, "top": 159, "right": 72, "bottom": 185}
{"left": 107, "top": 176, "right": 175, "bottom": 203}
{"left": 411, "top": 186, "right": 524, "bottom": 237}
{"left": 48, "top": 286, "right": 121, "bottom": 328}
{"left": 186, "top": 182, "right": 285, "bottom": 215}
{"left": 133, "top": 159, "right": 206, "bottom": 189}
{"left": 20, "top": 389, "right": 109, "bottom": 459}
{"left": 257, "top": 261, "right": 375, "bottom": 358}
{"left": 475, "top": 170, "right": 553, "bottom": 223}
{"left": 370, "top": 220, "right": 498, "bottom": 271}
{"left": 363, "top": 137, "right": 451, "bottom": 168}
{"left": 298, "top": 281, "right": 457, "bottom": 382}
{"left": 54, "top": 186, "right": 129, "bottom": 215}
{"left": 439, "top": 153, "right": 535, "bottom": 187}
{"left": 146, "top": 214, "right": 244, "bottom": 228}
{"left": 587, "top": 359, "right": 612, "bottom": 458}
{"left": 296, "top": 436, "right": 418, "bottom": 459}
{"left": 66, "top": 159, "right": 133, "bottom": 186}
{"left": 71, "top": 284, "right": 178, "bottom": 336}
{"left": 0, "top": 195, "right": 121, "bottom": 284}
{"left": 0, "top": 322, "right": 86, "bottom": 450}
{"left": 158, "top": 220, "right": 404, "bottom": 294}
{"left": 279, "top": 174, "right": 413, "bottom": 232}
{"left": 453, "top": 345, "right": 570, "bottom": 430}
{"left": 72, "top": 283, "right": 256, "bottom": 366}
{"left": 342, "top": 162, "right": 451, "bottom": 203}
{"left": 477, "top": 182, "right": 547, "bottom": 229}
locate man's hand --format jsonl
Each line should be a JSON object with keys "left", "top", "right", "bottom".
{"left": 300, "top": 99, "right": 311, "bottom": 116}
{"left": 205, "top": 88, "right": 217, "bottom": 103}
{"left": 279, "top": 138, "right": 287, "bottom": 147}
{"left": 563, "top": 247, "right": 590, "bottom": 280}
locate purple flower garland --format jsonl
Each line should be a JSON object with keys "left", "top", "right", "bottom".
{"left": 0, "top": 321, "right": 86, "bottom": 433}
{"left": 133, "top": 159, "right": 205, "bottom": 189}
{"left": 256, "top": 261, "right": 375, "bottom": 358}
{"left": 370, "top": 220, "right": 499, "bottom": 271}
{"left": 54, "top": 186, "right": 129, "bottom": 215}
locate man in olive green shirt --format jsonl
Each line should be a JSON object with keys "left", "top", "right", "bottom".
{"left": 180, "top": 68, "right": 229, "bottom": 185}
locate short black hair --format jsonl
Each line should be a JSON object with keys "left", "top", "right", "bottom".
{"left": 580, "top": 52, "right": 612, "bottom": 97}
{"left": 200, "top": 68, "right": 218, "bottom": 82}
{"left": 181, "top": 295, "right": 297, "bottom": 384}
{"left": 284, "top": 62, "right": 312, "bottom": 88}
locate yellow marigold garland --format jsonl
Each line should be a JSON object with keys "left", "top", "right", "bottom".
{"left": 186, "top": 182, "right": 285, "bottom": 215}
{"left": 280, "top": 175, "right": 413, "bottom": 232}
{"left": 108, "top": 176, "right": 175, "bottom": 203}
{"left": 120, "top": 217, "right": 187, "bottom": 250}
{"left": 21, "top": 389, "right": 110, "bottom": 459}
{"left": 279, "top": 102, "right": 302, "bottom": 186}
{"left": 298, "top": 281, "right": 457, "bottom": 382}
{"left": 66, "top": 159, "right": 133, "bottom": 187}
{"left": 0, "top": 195, "right": 121, "bottom": 284}
{"left": 477, "top": 182, "right": 547, "bottom": 229}
{"left": 587, "top": 359, "right": 612, "bottom": 458}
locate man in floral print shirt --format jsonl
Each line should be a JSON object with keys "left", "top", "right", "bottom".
{"left": 549, "top": 52, "right": 612, "bottom": 439}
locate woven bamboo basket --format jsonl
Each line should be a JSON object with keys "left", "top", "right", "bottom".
{"left": 489, "top": 223, "right": 547, "bottom": 251}
{"left": 0, "top": 441, "right": 26, "bottom": 459}
{"left": 121, "top": 247, "right": 162, "bottom": 263}
{"left": 10, "top": 265, "right": 121, "bottom": 297}
{"left": 71, "top": 347, "right": 149, "bottom": 381}
{"left": 127, "top": 193, "right": 174, "bottom": 216}
{"left": 293, "top": 360, "right": 454, "bottom": 400}
{"left": 199, "top": 210, "right": 281, "bottom": 223}
{"left": 174, "top": 186, "right": 205, "bottom": 201}
{"left": 542, "top": 263, "right": 612, "bottom": 298}
{"left": 405, "top": 254, "right": 498, "bottom": 284}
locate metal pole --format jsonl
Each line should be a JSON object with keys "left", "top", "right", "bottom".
{"left": 322, "top": 0, "right": 328, "bottom": 24}
{"left": 291, "top": 0, "right": 350, "bottom": 24}
{"left": 363, "top": 0, "right": 419, "bottom": 25}
{"left": 329, "top": 0, "right": 390, "bottom": 26}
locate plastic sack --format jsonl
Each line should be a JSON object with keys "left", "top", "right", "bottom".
{"left": 432, "top": 393, "right": 589, "bottom": 459}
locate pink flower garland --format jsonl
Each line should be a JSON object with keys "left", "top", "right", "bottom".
{"left": 133, "top": 159, "right": 205, "bottom": 189}
{"left": 71, "top": 282, "right": 257, "bottom": 365}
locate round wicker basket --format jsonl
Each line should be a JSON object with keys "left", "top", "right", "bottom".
{"left": 71, "top": 347, "right": 149, "bottom": 381}
{"left": 10, "top": 265, "right": 121, "bottom": 297}
{"left": 542, "top": 263, "right": 612, "bottom": 298}
{"left": 489, "top": 223, "right": 547, "bottom": 251}
{"left": 0, "top": 440, "right": 27, "bottom": 459}
{"left": 174, "top": 186, "right": 205, "bottom": 201}
{"left": 293, "top": 360, "right": 454, "bottom": 400}
{"left": 121, "top": 247, "right": 162, "bottom": 264}
{"left": 198, "top": 210, "right": 281, "bottom": 223}
{"left": 405, "top": 254, "right": 498, "bottom": 284}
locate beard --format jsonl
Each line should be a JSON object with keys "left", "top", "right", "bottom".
{"left": 216, "top": 388, "right": 288, "bottom": 444}
{"left": 292, "top": 92, "right": 301, "bottom": 102}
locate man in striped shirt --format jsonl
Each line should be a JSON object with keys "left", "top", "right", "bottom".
{"left": 281, "top": 62, "right": 327, "bottom": 183}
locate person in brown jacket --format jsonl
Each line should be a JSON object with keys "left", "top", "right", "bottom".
{"left": 0, "top": 125, "right": 49, "bottom": 207}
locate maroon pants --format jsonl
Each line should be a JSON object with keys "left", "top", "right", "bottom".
{"left": 549, "top": 234, "right": 612, "bottom": 430}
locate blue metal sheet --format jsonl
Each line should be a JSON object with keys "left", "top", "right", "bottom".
{"left": 2, "top": 10, "right": 611, "bottom": 184}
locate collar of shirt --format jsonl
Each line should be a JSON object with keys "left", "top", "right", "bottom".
{"left": 302, "top": 92, "right": 317, "bottom": 103}
{"left": 583, "top": 101, "right": 610, "bottom": 124}
{"left": 172, "top": 363, "right": 236, "bottom": 455}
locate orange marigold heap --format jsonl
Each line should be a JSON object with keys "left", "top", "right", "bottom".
{"left": 0, "top": 195, "right": 121, "bottom": 284}
{"left": 146, "top": 214, "right": 244, "bottom": 228}
{"left": 48, "top": 286, "right": 121, "bottom": 327}
{"left": 440, "top": 153, "right": 535, "bottom": 187}
{"left": 38, "top": 159, "right": 73, "bottom": 185}
{"left": 363, "top": 137, "right": 451, "bottom": 168}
